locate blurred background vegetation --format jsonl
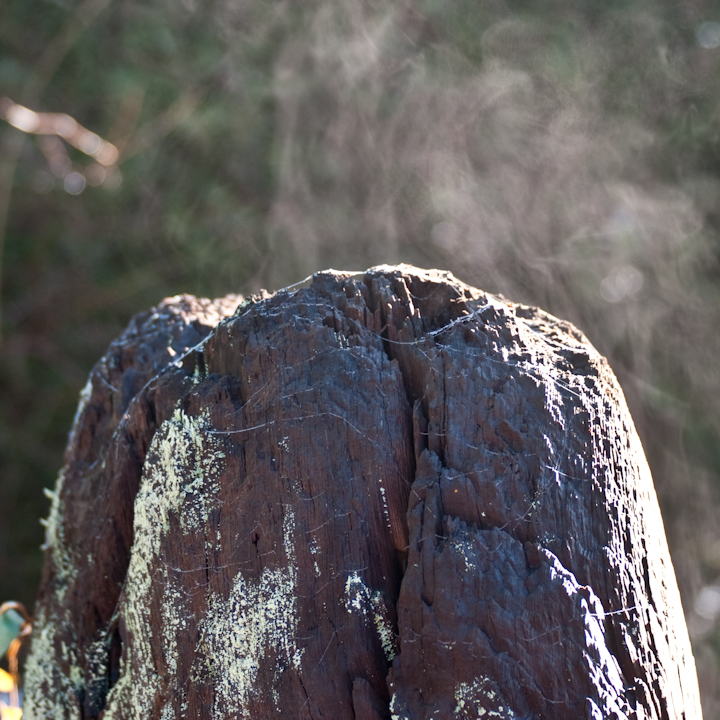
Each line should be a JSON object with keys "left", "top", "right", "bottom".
{"left": 2, "top": 0, "right": 720, "bottom": 710}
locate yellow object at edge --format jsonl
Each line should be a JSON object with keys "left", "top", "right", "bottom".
{"left": 0, "top": 669, "right": 13, "bottom": 694}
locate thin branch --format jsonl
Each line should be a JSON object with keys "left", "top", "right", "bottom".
{"left": 0, "top": 98, "right": 119, "bottom": 166}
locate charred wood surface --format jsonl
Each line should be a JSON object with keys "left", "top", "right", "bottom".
{"left": 23, "top": 266, "right": 701, "bottom": 720}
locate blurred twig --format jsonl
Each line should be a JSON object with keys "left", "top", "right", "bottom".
{"left": 0, "top": 98, "right": 119, "bottom": 166}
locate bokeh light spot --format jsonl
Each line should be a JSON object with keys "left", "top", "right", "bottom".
{"left": 696, "top": 21, "right": 720, "bottom": 49}
{"left": 431, "top": 221, "right": 461, "bottom": 250}
{"left": 63, "top": 172, "right": 86, "bottom": 195}
{"left": 695, "top": 585, "right": 720, "bottom": 620}
{"left": 54, "top": 114, "right": 78, "bottom": 138}
{"left": 605, "top": 207, "right": 637, "bottom": 236}
{"left": 6, "top": 103, "right": 39, "bottom": 132}
{"left": 78, "top": 131, "right": 102, "bottom": 156}
{"left": 599, "top": 265, "right": 644, "bottom": 303}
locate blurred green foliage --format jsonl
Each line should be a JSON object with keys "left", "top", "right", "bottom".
{"left": 2, "top": 0, "right": 720, "bottom": 710}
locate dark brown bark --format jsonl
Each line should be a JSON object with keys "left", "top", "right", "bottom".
{"left": 23, "top": 266, "right": 701, "bottom": 720}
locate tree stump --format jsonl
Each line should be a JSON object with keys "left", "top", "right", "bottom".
{"left": 23, "top": 265, "right": 701, "bottom": 720}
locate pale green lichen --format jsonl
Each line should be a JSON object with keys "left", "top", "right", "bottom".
{"left": 195, "top": 508, "right": 304, "bottom": 720}
{"left": 101, "top": 407, "right": 302, "bottom": 720}
{"left": 453, "top": 677, "right": 515, "bottom": 719}
{"left": 377, "top": 478, "right": 392, "bottom": 532}
{"left": 309, "top": 537, "right": 321, "bottom": 577}
{"left": 68, "top": 664, "right": 83, "bottom": 691}
{"left": 344, "top": 572, "right": 397, "bottom": 661}
{"left": 40, "top": 469, "right": 77, "bottom": 603}
{"left": 389, "top": 692, "right": 408, "bottom": 720}
{"left": 448, "top": 532, "right": 479, "bottom": 574}
{"left": 102, "top": 407, "right": 226, "bottom": 720}
{"left": 35, "top": 378, "right": 93, "bottom": 608}
{"left": 21, "top": 611, "right": 82, "bottom": 720}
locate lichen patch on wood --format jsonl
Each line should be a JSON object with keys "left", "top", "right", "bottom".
{"left": 21, "top": 610, "right": 82, "bottom": 720}
{"left": 101, "top": 407, "right": 227, "bottom": 720}
{"left": 344, "top": 572, "right": 398, "bottom": 662}
{"left": 196, "top": 509, "right": 303, "bottom": 719}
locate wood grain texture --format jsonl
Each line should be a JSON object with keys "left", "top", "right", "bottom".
{"left": 23, "top": 266, "right": 701, "bottom": 720}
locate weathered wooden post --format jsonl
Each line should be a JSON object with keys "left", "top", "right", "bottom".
{"left": 22, "top": 266, "right": 701, "bottom": 719}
